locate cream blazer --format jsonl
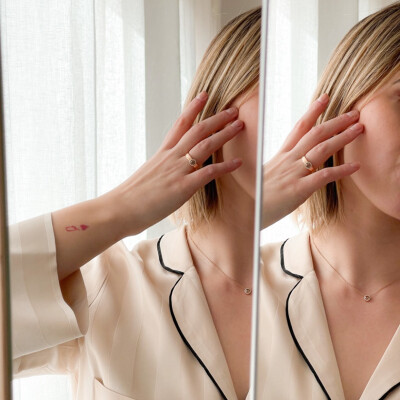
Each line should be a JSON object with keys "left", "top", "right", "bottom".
{"left": 10, "top": 214, "right": 400, "bottom": 400}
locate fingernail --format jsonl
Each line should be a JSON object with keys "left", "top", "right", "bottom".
{"left": 196, "top": 92, "right": 208, "bottom": 101}
{"left": 232, "top": 120, "right": 243, "bottom": 128}
{"left": 347, "top": 110, "right": 359, "bottom": 118}
{"left": 317, "top": 93, "right": 329, "bottom": 104}
{"left": 233, "top": 158, "right": 242, "bottom": 166}
{"left": 226, "top": 107, "right": 238, "bottom": 115}
{"left": 350, "top": 123, "right": 363, "bottom": 132}
{"left": 350, "top": 162, "right": 360, "bottom": 169}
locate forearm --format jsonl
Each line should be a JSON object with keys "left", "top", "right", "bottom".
{"left": 52, "top": 191, "right": 126, "bottom": 281}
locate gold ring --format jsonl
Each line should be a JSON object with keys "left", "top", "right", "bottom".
{"left": 302, "top": 156, "right": 315, "bottom": 173}
{"left": 186, "top": 153, "right": 199, "bottom": 170}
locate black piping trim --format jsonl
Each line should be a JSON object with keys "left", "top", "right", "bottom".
{"left": 286, "top": 281, "right": 331, "bottom": 400}
{"left": 281, "top": 237, "right": 330, "bottom": 399}
{"left": 281, "top": 236, "right": 400, "bottom": 400}
{"left": 157, "top": 235, "right": 184, "bottom": 275}
{"left": 379, "top": 382, "right": 400, "bottom": 399}
{"left": 157, "top": 234, "right": 227, "bottom": 399}
{"left": 169, "top": 277, "right": 228, "bottom": 400}
{"left": 280, "top": 238, "right": 303, "bottom": 279}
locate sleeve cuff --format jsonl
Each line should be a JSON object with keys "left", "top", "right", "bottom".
{"left": 9, "top": 213, "right": 88, "bottom": 359}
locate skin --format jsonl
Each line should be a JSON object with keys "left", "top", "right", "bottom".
{"left": 313, "top": 71, "right": 400, "bottom": 292}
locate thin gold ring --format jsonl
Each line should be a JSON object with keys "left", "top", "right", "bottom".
{"left": 186, "top": 152, "right": 199, "bottom": 170}
{"left": 302, "top": 156, "right": 315, "bottom": 173}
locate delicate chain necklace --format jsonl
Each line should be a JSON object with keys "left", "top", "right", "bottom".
{"left": 187, "top": 234, "right": 252, "bottom": 295}
{"left": 311, "top": 236, "right": 400, "bottom": 302}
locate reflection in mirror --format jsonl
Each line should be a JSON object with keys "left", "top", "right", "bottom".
{"left": 257, "top": 1, "right": 400, "bottom": 399}
{"left": 1, "top": 0, "right": 261, "bottom": 399}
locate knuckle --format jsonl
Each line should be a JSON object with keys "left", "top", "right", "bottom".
{"left": 194, "top": 122, "right": 207, "bottom": 136}
{"left": 205, "top": 164, "right": 217, "bottom": 178}
{"left": 175, "top": 115, "right": 189, "bottom": 130}
{"left": 197, "top": 137, "right": 213, "bottom": 153}
{"left": 309, "top": 125, "right": 323, "bottom": 137}
{"left": 320, "top": 168, "right": 331, "bottom": 181}
{"left": 314, "top": 141, "right": 328, "bottom": 155}
{"left": 294, "top": 119, "right": 308, "bottom": 132}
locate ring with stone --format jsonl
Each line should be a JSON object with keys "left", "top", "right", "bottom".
{"left": 301, "top": 156, "right": 315, "bottom": 173}
{"left": 186, "top": 152, "right": 199, "bottom": 170}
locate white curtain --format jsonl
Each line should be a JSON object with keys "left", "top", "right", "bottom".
{"left": 261, "top": 0, "right": 397, "bottom": 245}
{"left": 0, "top": 0, "right": 225, "bottom": 398}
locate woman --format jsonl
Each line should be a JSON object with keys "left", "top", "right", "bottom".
{"left": 259, "top": 3, "right": 400, "bottom": 399}
{"left": 10, "top": 7, "right": 361, "bottom": 400}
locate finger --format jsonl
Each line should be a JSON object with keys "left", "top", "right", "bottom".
{"left": 188, "top": 120, "right": 244, "bottom": 166}
{"left": 303, "top": 123, "right": 364, "bottom": 170}
{"left": 300, "top": 162, "right": 360, "bottom": 198}
{"left": 162, "top": 92, "right": 209, "bottom": 149}
{"left": 294, "top": 109, "right": 360, "bottom": 157}
{"left": 186, "top": 158, "right": 242, "bottom": 191}
{"left": 178, "top": 107, "right": 239, "bottom": 153}
{"left": 281, "top": 94, "right": 330, "bottom": 152}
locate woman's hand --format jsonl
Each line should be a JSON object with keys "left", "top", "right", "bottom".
{"left": 262, "top": 94, "right": 363, "bottom": 229}
{"left": 108, "top": 92, "right": 244, "bottom": 237}
{"left": 53, "top": 92, "right": 244, "bottom": 280}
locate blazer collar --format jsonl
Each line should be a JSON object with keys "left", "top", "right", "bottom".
{"left": 158, "top": 226, "right": 238, "bottom": 400}
{"left": 282, "top": 233, "right": 400, "bottom": 400}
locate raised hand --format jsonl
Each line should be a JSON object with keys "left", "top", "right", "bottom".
{"left": 109, "top": 92, "right": 244, "bottom": 237}
{"left": 262, "top": 94, "right": 363, "bottom": 228}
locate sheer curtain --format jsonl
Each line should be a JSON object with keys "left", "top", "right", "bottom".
{"left": 261, "top": 0, "right": 397, "bottom": 244}
{"left": 0, "top": 0, "right": 224, "bottom": 398}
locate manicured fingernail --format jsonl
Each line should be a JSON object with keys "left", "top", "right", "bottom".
{"left": 196, "top": 92, "right": 208, "bottom": 101}
{"left": 226, "top": 107, "right": 238, "bottom": 115}
{"left": 347, "top": 110, "right": 359, "bottom": 118}
{"left": 317, "top": 93, "right": 329, "bottom": 104}
{"left": 350, "top": 123, "right": 363, "bottom": 132}
{"left": 233, "top": 158, "right": 242, "bottom": 166}
{"left": 232, "top": 120, "right": 243, "bottom": 128}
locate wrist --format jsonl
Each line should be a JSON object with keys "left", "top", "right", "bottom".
{"left": 100, "top": 184, "right": 146, "bottom": 239}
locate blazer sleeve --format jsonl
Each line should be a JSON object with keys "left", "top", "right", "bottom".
{"left": 10, "top": 213, "right": 90, "bottom": 377}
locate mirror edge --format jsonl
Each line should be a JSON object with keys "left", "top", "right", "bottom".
{"left": 0, "top": 34, "right": 12, "bottom": 400}
{"left": 249, "top": 0, "right": 269, "bottom": 399}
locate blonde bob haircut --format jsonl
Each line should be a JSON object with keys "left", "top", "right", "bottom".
{"left": 298, "top": 2, "right": 400, "bottom": 232}
{"left": 174, "top": 7, "right": 261, "bottom": 228}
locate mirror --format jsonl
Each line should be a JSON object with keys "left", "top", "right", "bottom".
{"left": 1, "top": 0, "right": 262, "bottom": 399}
{"left": 256, "top": 0, "right": 400, "bottom": 399}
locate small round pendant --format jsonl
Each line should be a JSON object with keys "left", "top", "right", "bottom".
{"left": 363, "top": 295, "right": 371, "bottom": 302}
{"left": 244, "top": 288, "right": 252, "bottom": 295}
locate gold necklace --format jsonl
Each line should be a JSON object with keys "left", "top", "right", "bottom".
{"left": 187, "top": 234, "right": 252, "bottom": 295}
{"left": 311, "top": 236, "right": 400, "bottom": 302}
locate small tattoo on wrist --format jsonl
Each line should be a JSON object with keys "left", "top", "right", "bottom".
{"left": 65, "top": 224, "right": 89, "bottom": 232}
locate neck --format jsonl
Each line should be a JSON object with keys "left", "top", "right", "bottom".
{"left": 312, "top": 189, "right": 400, "bottom": 292}
{"left": 188, "top": 178, "right": 255, "bottom": 287}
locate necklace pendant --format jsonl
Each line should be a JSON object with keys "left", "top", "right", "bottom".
{"left": 244, "top": 288, "right": 252, "bottom": 295}
{"left": 363, "top": 295, "right": 371, "bottom": 302}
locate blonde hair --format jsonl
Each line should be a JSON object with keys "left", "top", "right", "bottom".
{"left": 299, "top": 1, "right": 400, "bottom": 232}
{"left": 174, "top": 7, "right": 261, "bottom": 229}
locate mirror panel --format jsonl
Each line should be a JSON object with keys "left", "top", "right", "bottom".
{"left": 256, "top": 0, "right": 399, "bottom": 398}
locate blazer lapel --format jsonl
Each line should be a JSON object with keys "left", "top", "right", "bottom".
{"left": 158, "top": 227, "right": 238, "bottom": 400}
{"left": 283, "top": 233, "right": 346, "bottom": 400}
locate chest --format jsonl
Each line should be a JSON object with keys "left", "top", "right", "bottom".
{"left": 205, "top": 289, "right": 252, "bottom": 400}
{"left": 322, "top": 295, "right": 400, "bottom": 400}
